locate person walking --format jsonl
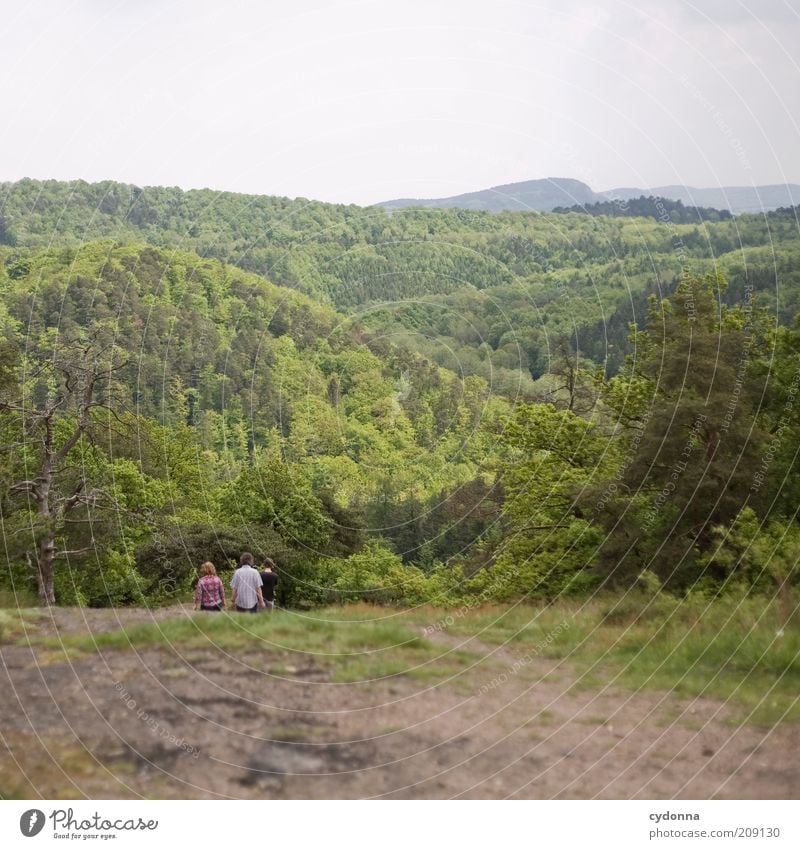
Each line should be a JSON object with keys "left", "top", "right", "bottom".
{"left": 259, "top": 558, "right": 278, "bottom": 613}
{"left": 194, "top": 562, "right": 225, "bottom": 611}
{"left": 230, "top": 552, "right": 265, "bottom": 613}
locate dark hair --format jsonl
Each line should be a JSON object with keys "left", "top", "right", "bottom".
{"left": 262, "top": 557, "right": 275, "bottom": 570}
{"left": 239, "top": 552, "right": 254, "bottom": 566}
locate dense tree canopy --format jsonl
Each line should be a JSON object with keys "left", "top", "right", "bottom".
{"left": 552, "top": 195, "right": 734, "bottom": 223}
{"left": 3, "top": 178, "right": 800, "bottom": 389}
{"left": 1, "top": 180, "right": 798, "bottom": 606}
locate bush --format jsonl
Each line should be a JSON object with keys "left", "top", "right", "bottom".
{"left": 135, "top": 523, "right": 288, "bottom": 603}
{"left": 0, "top": 586, "right": 38, "bottom": 608}
{"left": 299, "top": 543, "right": 467, "bottom": 608}
{"left": 702, "top": 508, "right": 800, "bottom": 590}
{"left": 0, "top": 555, "right": 38, "bottom": 605}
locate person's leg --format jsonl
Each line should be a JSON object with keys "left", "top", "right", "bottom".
{"left": 265, "top": 600, "right": 275, "bottom": 613}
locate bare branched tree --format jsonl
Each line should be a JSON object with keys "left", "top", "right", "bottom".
{"left": 1, "top": 334, "right": 128, "bottom": 604}
{"left": 539, "top": 336, "right": 600, "bottom": 415}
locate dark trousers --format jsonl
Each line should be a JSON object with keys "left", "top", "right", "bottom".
{"left": 200, "top": 604, "right": 222, "bottom": 612}
{"left": 236, "top": 604, "right": 258, "bottom": 613}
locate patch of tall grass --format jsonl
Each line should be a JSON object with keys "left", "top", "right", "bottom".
{"left": 0, "top": 607, "right": 46, "bottom": 643}
{"left": 413, "top": 591, "right": 800, "bottom": 724}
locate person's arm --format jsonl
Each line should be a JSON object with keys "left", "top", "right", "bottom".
{"left": 257, "top": 585, "right": 265, "bottom": 609}
{"left": 219, "top": 578, "right": 226, "bottom": 608}
{"left": 230, "top": 574, "right": 237, "bottom": 608}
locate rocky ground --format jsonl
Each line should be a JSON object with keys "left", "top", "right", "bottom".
{"left": 0, "top": 606, "right": 796, "bottom": 799}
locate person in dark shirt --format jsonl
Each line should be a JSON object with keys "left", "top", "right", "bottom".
{"left": 259, "top": 558, "right": 278, "bottom": 612}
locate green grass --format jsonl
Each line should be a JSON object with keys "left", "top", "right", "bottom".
{"left": 332, "top": 648, "right": 479, "bottom": 684}
{"left": 407, "top": 601, "right": 588, "bottom": 656}
{"left": 39, "top": 604, "right": 483, "bottom": 684}
{"left": 601, "top": 603, "right": 800, "bottom": 726}
{"left": 0, "top": 607, "right": 46, "bottom": 643}
{"left": 410, "top": 593, "right": 800, "bottom": 725}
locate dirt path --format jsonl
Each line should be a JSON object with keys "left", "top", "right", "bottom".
{"left": 0, "top": 607, "right": 796, "bottom": 799}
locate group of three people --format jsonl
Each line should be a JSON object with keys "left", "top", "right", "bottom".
{"left": 194, "top": 552, "right": 278, "bottom": 613}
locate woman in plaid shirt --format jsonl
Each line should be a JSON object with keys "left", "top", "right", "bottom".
{"left": 194, "top": 562, "right": 226, "bottom": 611}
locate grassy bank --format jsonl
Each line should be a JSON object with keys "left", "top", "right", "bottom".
{"left": 37, "top": 606, "right": 481, "bottom": 684}
{"left": 404, "top": 592, "right": 800, "bottom": 725}
{"left": 17, "top": 591, "right": 800, "bottom": 725}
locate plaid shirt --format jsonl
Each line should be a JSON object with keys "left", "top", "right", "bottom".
{"left": 231, "top": 565, "right": 262, "bottom": 609}
{"left": 195, "top": 575, "right": 225, "bottom": 608}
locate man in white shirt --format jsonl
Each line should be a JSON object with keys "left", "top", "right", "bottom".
{"left": 230, "top": 552, "right": 266, "bottom": 613}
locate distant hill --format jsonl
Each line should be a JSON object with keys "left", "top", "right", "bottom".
{"left": 380, "top": 178, "right": 602, "bottom": 212}
{"left": 605, "top": 184, "right": 800, "bottom": 215}
{"left": 379, "top": 178, "right": 800, "bottom": 215}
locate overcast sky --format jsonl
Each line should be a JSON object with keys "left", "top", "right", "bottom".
{"left": 1, "top": 0, "right": 798, "bottom": 205}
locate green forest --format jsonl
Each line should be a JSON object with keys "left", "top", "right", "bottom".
{"left": 551, "top": 194, "right": 734, "bottom": 222}
{"left": 1, "top": 179, "right": 799, "bottom": 610}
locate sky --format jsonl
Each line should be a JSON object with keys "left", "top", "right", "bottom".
{"left": 1, "top": 0, "right": 798, "bottom": 205}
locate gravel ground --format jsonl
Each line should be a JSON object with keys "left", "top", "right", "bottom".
{"left": 0, "top": 606, "right": 797, "bottom": 799}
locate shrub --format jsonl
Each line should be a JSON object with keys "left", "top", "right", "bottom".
{"left": 302, "top": 543, "right": 467, "bottom": 607}
{"left": 135, "top": 523, "right": 288, "bottom": 602}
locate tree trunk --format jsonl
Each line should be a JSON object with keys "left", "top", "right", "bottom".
{"left": 36, "top": 534, "right": 56, "bottom": 605}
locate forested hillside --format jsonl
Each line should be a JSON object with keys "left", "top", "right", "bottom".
{"left": 1, "top": 180, "right": 799, "bottom": 610}
{"left": 0, "top": 242, "right": 508, "bottom": 605}
{"left": 3, "top": 179, "right": 800, "bottom": 386}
